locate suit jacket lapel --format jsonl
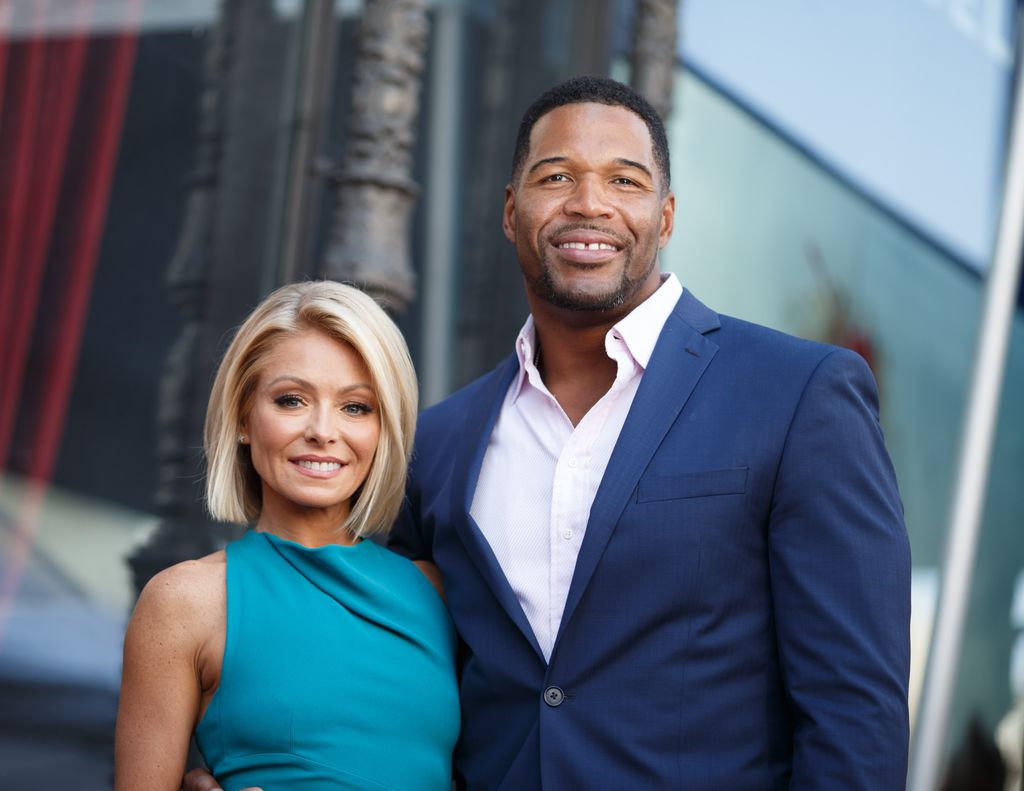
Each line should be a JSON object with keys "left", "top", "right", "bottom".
{"left": 450, "top": 355, "right": 545, "bottom": 660}
{"left": 558, "top": 291, "right": 721, "bottom": 637}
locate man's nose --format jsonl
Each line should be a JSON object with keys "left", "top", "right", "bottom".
{"left": 563, "top": 175, "right": 613, "bottom": 218}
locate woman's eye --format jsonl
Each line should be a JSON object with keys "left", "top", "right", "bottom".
{"left": 274, "top": 394, "right": 304, "bottom": 408}
{"left": 342, "top": 402, "right": 372, "bottom": 416}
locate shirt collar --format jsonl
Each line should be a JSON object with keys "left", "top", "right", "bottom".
{"left": 612, "top": 272, "right": 682, "bottom": 370}
{"left": 511, "top": 315, "right": 541, "bottom": 402}
{"left": 510, "top": 272, "right": 683, "bottom": 402}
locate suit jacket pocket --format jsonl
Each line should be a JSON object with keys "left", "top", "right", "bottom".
{"left": 637, "top": 467, "right": 748, "bottom": 503}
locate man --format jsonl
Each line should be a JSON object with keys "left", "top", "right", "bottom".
{"left": 188, "top": 76, "right": 910, "bottom": 790}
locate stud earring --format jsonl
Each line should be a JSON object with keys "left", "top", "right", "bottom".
{"left": 238, "top": 433, "right": 248, "bottom": 444}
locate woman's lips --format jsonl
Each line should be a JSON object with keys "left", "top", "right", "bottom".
{"left": 291, "top": 458, "right": 344, "bottom": 477}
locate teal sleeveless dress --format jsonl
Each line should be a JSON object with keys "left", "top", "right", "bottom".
{"left": 194, "top": 530, "right": 460, "bottom": 791}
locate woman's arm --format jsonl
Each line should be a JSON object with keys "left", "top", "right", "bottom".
{"left": 413, "top": 560, "right": 446, "bottom": 601}
{"left": 115, "top": 558, "right": 224, "bottom": 791}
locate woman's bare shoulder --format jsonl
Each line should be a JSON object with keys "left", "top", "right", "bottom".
{"left": 130, "top": 551, "right": 226, "bottom": 640}
{"left": 139, "top": 550, "right": 225, "bottom": 599}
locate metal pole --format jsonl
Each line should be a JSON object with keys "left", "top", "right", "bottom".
{"left": 908, "top": 8, "right": 1024, "bottom": 790}
{"left": 420, "top": 0, "right": 462, "bottom": 406}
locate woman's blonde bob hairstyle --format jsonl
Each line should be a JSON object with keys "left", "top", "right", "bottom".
{"left": 204, "top": 280, "right": 418, "bottom": 538}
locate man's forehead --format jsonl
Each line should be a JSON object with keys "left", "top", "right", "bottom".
{"left": 531, "top": 102, "right": 650, "bottom": 132}
{"left": 528, "top": 103, "right": 653, "bottom": 158}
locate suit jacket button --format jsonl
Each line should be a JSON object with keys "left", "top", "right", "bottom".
{"left": 544, "top": 686, "right": 565, "bottom": 707}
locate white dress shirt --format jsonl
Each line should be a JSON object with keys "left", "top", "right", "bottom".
{"left": 470, "top": 273, "right": 684, "bottom": 660}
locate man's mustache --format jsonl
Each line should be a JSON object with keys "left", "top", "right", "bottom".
{"left": 544, "top": 223, "right": 628, "bottom": 248}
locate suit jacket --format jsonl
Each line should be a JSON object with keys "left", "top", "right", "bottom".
{"left": 390, "top": 289, "right": 910, "bottom": 790}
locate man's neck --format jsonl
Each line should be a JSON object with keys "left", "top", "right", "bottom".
{"left": 524, "top": 272, "right": 665, "bottom": 425}
{"left": 530, "top": 308, "right": 621, "bottom": 426}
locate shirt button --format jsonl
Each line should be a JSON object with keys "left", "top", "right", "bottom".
{"left": 562, "top": 529, "right": 573, "bottom": 540}
{"left": 568, "top": 457, "right": 578, "bottom": 468}
{"left": 544, "top": 686, "right": 565, "bottom": 707}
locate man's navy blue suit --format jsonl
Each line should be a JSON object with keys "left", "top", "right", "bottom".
{"left": 391, "top": 288, "right": 910, "bottom": 790}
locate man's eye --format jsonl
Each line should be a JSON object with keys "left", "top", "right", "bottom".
{"left": 543, "top": 173, "right": 569, "bottom": 182}
{"left": 613, "top": 177, "right": 638, "bottom": 186}
{"left": 274, "top": 394, "right": 304, "bottom": 408}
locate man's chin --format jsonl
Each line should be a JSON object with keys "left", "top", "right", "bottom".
{"left": 533, "top": 275, "right": 635, "bottom": 312}
{"left": 546, "top": 290, "right": 628, "bottom": 312}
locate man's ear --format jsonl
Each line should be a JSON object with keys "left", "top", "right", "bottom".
{"left": 659, "top": 190, "right": 676, "bottom": 248}
{"left": 502, "top": 185, "right": 516, "bottom": 243}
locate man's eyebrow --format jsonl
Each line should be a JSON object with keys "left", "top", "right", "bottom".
{"left": 614, "top": 158, "right": 653, "bottom": 179}
{"left": 526, "top": 156, "right": 654, "bottom": 180}
{"left": 526, "top": 156, "right": 568, "bottom": 176}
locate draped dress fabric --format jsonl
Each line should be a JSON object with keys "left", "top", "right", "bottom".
{"left": 195, "top": 530, "right": 460, "bottom": 791}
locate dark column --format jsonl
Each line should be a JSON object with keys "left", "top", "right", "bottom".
{"left": 630, "top": 0, "right": 679, "bottom": 121}
{"left": 130, "top": 0, "right": 339, "bottom": 593}
{"left": 322, "top": 0, "right": 431, "bottom": 315}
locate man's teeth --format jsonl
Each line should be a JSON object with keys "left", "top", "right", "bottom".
{"left": 558, "top": 242, "right": 617, "bottom": 251}
{"left": 296, "top": 460, "right": 341, "bottom": 471}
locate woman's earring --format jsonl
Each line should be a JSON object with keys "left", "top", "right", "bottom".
{"left": 238, "top": 433, "right": 248, "bottom": 444}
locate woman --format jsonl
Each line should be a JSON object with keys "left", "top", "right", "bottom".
{"left": 115, "top": 281, "right": 459, "bottom": 791}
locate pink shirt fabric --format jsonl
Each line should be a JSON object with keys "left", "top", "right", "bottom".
{"left": 469, "top": 273, "right": 684, "bottom": 661}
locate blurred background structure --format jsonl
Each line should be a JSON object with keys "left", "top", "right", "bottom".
{"left": 0, "top": 1, "right": 1022, "bottom": 788}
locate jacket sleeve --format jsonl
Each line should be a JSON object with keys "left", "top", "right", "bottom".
{"left": 769, "top": 347, "right": 911, "bottom": 789}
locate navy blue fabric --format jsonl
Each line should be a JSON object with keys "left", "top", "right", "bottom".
{"left": 390, "top": 290, "right": 910, "bottom": 790}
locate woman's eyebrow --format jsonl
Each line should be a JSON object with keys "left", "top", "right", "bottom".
{"left": 265, "top": 375, "right": 373, "bottom": 395}
{"left": 266, "top": 374, "right": 315, "bottom": 389}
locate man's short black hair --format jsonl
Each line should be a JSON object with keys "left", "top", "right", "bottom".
{"left": 510, "top": 76, "right": 671, "bottom": 191}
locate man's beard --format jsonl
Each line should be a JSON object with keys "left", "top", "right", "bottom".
{"left": 525, "top": 249, "right": 656, "bottom": 312}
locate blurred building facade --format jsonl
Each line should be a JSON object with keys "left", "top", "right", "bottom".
{"left": 0, "top": 1, "right": 1022, "bottom": 788}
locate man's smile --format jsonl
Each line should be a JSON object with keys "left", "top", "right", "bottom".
{"left": 548, "top": 228, "right": 624, "bottom": 264}
{"left": 557, "top": 241, "right": 617, "bottom": 251}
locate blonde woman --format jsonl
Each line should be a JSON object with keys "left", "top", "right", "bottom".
{"left": 115, "top": 281, "right": 459, "bottom": 791}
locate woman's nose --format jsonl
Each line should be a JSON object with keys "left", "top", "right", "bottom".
{"left": 304, "top": 407, "right": 337, "bottom": 444}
